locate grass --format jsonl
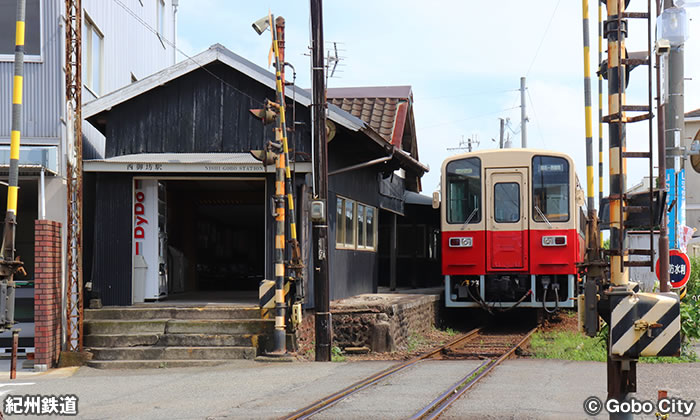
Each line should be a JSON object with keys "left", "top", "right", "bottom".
{"left": 530, "top": 331, "right": 607, "bottom": 362}
{"left": 530, "top": 330, "right": 698, "bottom": 363}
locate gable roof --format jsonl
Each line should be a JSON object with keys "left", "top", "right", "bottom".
{"left": 686, "top": 108, "right": 700, "bottom": 120}
{"left": 83, "top": 44, "right": 428, "bottom": 176}
{"left": 83, "top": 44, "right": 364, "bottom": 132}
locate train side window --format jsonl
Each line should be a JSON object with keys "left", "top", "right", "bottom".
{"left": 532, "top": 156, "right": 570, "bottom": 222}
{"left": 446, "top": 157, "right": 481, "bottom": 224}
{"left": 494, "top": 182, "right": 520, "bottom": 223}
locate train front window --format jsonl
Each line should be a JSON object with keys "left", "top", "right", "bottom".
{"left": 446, "top": 158, "right": 481, "bottom": 224}
{"left": 532, "top": 156, "right": 570, "bottom": 222}
{"left": 494, "top": 182, "right": 520, "bottom": 223}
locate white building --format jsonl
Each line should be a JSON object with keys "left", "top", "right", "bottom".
{"left": 0, "top": 0, "right": 178, "bottom": 349}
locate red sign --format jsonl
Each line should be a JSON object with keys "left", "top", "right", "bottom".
{"left": 655, "top": 249, "right": 691, "bottom": 289}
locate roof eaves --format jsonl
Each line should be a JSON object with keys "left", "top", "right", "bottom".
{"left": 85, "top": 44, "right": 365, "bottom": 133}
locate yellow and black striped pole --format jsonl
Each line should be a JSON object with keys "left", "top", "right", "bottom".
{"left": 598, "top": 0, "right": 604, "bottom": 215}
{"left": 598, "top": 0, "right": 605, "bottom": 248}
{"left": 606, "top": 0, "right": 634, "bottom": 414}
{"left": 1, "top": 0, "right": 26, "bottom": 329}
{"left": 273, "top": 137, "right": 286, "bottom": 353}
{"left": 606, "top": 0, "right": 628, "bottom": 286}
{"left": 582, "top": 0, "right": 595, "bottom": 214}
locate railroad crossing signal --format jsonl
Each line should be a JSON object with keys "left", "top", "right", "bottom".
{"left": 656, "top": 250, "right": 691, "bottom": 289}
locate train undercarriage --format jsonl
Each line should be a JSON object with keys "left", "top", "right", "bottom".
{"left": 445, "top": 274, "right": 575, "bottom": 309}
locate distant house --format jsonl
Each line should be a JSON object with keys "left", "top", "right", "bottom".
{"left": 81, "top": 45, "right": 429, "bottom": 308}
{"left": 0, "top": 0, "right": 178, "bottom": 349}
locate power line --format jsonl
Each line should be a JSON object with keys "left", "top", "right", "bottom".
{"left": 421, "top": 89, "right": 519, "bottom": 101}
{"left": 112, "top": 0, "right": 268, "bottom": 108}
{"left": 525, "top": 0, "right": 563, "bottom": 77}
{"left": 418, "top": 106, "right": 521, "bottom": 130}
{"left": 526, "top": 89, "right": 547, "bottom": 148}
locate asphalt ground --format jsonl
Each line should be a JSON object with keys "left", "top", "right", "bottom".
{"left": 0, "top": 359, "right": 698, "bottom": 419}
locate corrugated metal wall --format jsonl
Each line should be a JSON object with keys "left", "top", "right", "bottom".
{"left": 0, "top": 0, "right": 62, "bottom": 141}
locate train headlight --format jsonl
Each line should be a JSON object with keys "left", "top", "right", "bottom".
{"left": 449, "top": 237, "right": 473, "bottom": 248}
{"left": 542, "top": 236, "right": 567, "bottom": 246}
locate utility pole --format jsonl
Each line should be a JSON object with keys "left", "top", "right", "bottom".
{"left": 310, "top": 0, "right": 331, "bottom": 362}
{"left": 499, "top": 118, "right": 505, "bottom": 149}
{"left": 657, "top": 0, "right": 670, "bottom": 292}
{"left": 520, "top": 76, "right": 527, "bottom": 148}
{"left": 663, "top": 0, "right": 685, "bottom": 252}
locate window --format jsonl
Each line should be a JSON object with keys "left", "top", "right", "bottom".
{"left": 494, "top": 182, "right": 520, "bottom": 223}
{"left": 83, "top": 17, "right": 103, "bottom": 96}
{"left": 0, "top": 0, "right": 41, "bottom": 58}
{"left": 446, "top": 157, "right": 481, "bottom": 224}
{"left": 532, "top": 156, "right": 570, "bottom": 222}
{"left": 336, "top": 196, "right": 377, "bottom": 251}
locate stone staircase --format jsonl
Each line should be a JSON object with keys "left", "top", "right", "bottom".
{"left": 84, "top": 307, "right": 273, "bottom": 369}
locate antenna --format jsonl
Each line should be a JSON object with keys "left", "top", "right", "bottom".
{"left": 447, "top": 135, "right": 479, "bottom": 153}
{"left": 324, "top": 41, "right": 345, "bottom": 85}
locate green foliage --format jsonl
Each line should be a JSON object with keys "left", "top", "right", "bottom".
{"left": 444, "top": 327, "right": 458, "bottom": 337}
{"left": 331, "top": 346, "right": 346, "bottom": 362}
{"left": 530, "top": 330, "right": 606, "bottom": 362}
{"left": 405, "top": 333, "right": 425, "bottom": 352}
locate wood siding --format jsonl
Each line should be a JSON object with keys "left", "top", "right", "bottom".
{"left": 103, "top": 63, "right": 312, "bottom": 158}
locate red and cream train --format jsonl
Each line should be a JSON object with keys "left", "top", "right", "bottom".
{"left": 437, "top": 149, "right": 585, "bottom": 310}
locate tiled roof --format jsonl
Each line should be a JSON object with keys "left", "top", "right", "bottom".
{"left": 328, "top": 96, "right": 400, "bottom": 143}
{"left": 686, "top": 108, "right": 700, "bottom": 119}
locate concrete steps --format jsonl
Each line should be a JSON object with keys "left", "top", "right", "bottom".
{"left": 84, "top": 306, "right": 271, "bottom": 369}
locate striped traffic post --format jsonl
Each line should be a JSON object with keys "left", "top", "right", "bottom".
{"left": 0, "top": 0, "right": 27, "bottom": 330}
{"left": 273, "top": 142, "right": 286, "bottom": 354}
{"left": 582, "top": 0, "right": 595, "bottom": 215}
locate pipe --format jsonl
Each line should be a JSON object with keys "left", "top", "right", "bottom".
{"left": 40, "top": 168, "right": 45, "bottom": 220}
{"left": 328, "top": 155, "right": 393, "bottom": 176}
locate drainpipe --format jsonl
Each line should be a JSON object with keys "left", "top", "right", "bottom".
{"left": 172, "top": 0, "right": 178, "bottom": 64}
{"left": 40, "top": 169, "right": 46, "bottom": 220}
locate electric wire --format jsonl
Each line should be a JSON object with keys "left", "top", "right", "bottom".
{"left": 525, "top": 0, "right": 563, "bottom": 77}
{"left": 526, "top": 89, "right": 548, "bottom": 148}
{"left": 418, "top": 106, "right": 521, "bottom": 131}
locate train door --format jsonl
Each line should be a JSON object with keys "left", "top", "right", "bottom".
{"left": 486, "top": 168, "right": 529, "bottom": 270}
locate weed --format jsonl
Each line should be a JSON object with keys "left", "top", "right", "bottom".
{"left": 331, "top": 346, "right": 346, "bottom": 362}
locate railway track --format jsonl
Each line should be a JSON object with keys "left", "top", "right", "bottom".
{"left": 282, "top": 325, "right": 537, "bottom": 420}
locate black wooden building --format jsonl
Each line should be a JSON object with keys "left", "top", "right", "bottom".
{"left": 82, "top": 44, "right": 428, "bottom": 307}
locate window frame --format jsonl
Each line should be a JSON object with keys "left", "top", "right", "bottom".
{"left": 445, "top": 157, "right": 482, "bottom": 225}
{"left": 493, "top": 182, "right": 521, "bottom": 224}
{"left": 83, "top": 15, "right": 104, "bottom": 97}
{"left": 335, "top": 195, "right": 378, "bottom": 252}
{"left": 0, "top": 0, "right": 43, "bottom": 63}
{"left": 531, "top": 155, "right": 571, "bottom": 223}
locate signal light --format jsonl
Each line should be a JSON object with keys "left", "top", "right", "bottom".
{"left": 449, "top": 237, "right": 472, "bottom": 248}
{"left": 542, "top": 236, "right": 567, "bottom": 247}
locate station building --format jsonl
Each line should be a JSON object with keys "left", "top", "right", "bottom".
{"left": 82, "top": 44, "right": 431, "bottom": 308}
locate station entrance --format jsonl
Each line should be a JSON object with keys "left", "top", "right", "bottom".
{"left": 133, "top": 178, "right": 265, "bottom": 303}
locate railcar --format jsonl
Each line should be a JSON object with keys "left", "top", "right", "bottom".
{"left": 438, "top": 149, "right": 585, "bottom": 310}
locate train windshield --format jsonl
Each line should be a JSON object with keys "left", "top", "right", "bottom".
{"left": 446, "top": 157, "right": 481, "bottom": 224}
{"left": 532, "top": 156, "right": 570, "bottom": 222}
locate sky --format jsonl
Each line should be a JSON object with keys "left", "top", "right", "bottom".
{"left": 175, "top": 0, "right": 700, "bottom": 200}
